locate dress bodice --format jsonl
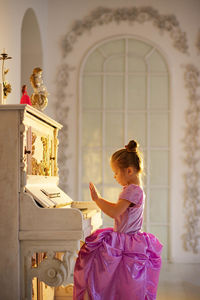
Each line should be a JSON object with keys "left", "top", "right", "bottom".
{"left": 114, "top": 184, "right": 144, "bottom": 234}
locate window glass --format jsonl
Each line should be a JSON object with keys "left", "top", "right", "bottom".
{"left": 100, "top": 39, "right": 125, "bottom": 56}
{"left": 84, "top": 49, "right": 104, "bottom": 72}
{"left": 147, "top": 50, "right": 168, "bottom": 72}
{"left": 104, "top": 149, "right": 116, "bottom": 184}
{"left": 82, "top": 76, "right": 102, "bottom": 109}
{"left": 105, "top": 112, "right": 124, "bottom": 147}
{"left": 128, "top": 56, "right": 146, "bottom": 72}
{"left": 128, "top": 75, "right": 146, "bottom": 110}
{"left": 150, "top": 112, "right": 169, "bottom": 147}
{"left": 82, "top": 149, "right": 102, "bottom": 184}
{"left": 105, "top": 75, "right": 124, "bottom": 109}
{"left": 149, "top": 75, "right": 169, "bottom": 109}
{"left": 82, "top": 111, "right": 102, "bottom": 147}
{"left": 104, "top": 186, "right": 121, "bottom": 203}
{"left": 150, "top": 189, "right": 169, "bottom": 223}
{"left": 105, "top": 56, "right": 125, "bottom": 72}
{"left": 127, "top": 112, "right": 146, "bottom": 148}
{"left": 128, "top": 39, "right": 152, "bottom": 57}
{"left": 150, "top": 150, "right": 169, "bottom": 185}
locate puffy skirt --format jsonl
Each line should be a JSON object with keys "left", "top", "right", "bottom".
{"left": 73, "top": 228, "right": 163, "bottom": 300}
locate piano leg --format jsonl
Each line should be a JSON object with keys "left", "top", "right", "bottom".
{"left": 22, "top": 250, "right": 35, "bottom": 300}
{"left": 20, "top": 240, "right": 79, "bottom": 300}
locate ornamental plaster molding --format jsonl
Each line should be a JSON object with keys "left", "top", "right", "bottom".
{"left": 55, "top": 6, "right": 189, "bottom": 191}
{"left": 196, "top": 29, "right": 200, "bottom": 55}
{"left": 183, "top": 64, "right": 200, "bottom": 253}
{"left": 55, "top": 63, "right": 74, "bottom": 191}
{"left": 61, "top": 6, "right": 189, "bottom": 58}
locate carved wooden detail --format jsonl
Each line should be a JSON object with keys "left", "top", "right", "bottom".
{"left": 31, "top": 133, "right": 50, "bottom": 176}
{"left": 22, "top": 247, "right": 77, "bottom": 299}
{"left": 53, "top": 128, "right": 59, "bottom": 176}
{"left": 31, "top": 252, "right": 69, "bottom": 287}
{"left": 19, "top": 111, "right": 27, "bottom": 189}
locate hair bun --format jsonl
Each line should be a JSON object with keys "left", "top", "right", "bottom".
{"left": 125, "top": 140, "right": 138, "bottom": 152}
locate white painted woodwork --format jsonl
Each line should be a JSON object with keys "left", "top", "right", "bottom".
{"left": 0, "top": 104, "right": 102, "bottom": 300}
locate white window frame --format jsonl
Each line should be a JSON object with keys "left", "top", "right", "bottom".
{"left": 78, "top": 36, "right": 170, "bottom": 259}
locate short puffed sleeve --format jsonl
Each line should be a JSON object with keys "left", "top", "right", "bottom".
{"left": 119, "top": 184, "right": 143, "bottom": 206}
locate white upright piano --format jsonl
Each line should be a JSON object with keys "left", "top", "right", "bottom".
{"left": 0, "top": 105, "right": 102, "bottom": 300}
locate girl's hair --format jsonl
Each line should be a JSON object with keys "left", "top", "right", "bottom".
{"left": 111, "top": 140, "right": 143, "bottom": 173}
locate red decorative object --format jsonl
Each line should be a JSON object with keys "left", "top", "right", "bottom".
{"left": 20, "top": 85, "right": 32, "bottom": 105}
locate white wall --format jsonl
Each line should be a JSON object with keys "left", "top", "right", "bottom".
{"left": 46, "top": 0, "right": 200, "bottom": 264}
{"left": 0, "top": 0, "right": 200, "bottom": 265}
{"left": 0, "top": 0, "right": 48, "bottom": 105}
{"left": 21, "top": 8, "right": 43, "bottom": 96}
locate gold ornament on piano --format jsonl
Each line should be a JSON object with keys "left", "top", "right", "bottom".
{"left": 31, "top": 132, "right": 50, "bottom": 176}
{"left": 53, "top": 128, "right": 58, "bottom": 176}
{"left": 30, "top": 67, "right": 48, "bottom": 111}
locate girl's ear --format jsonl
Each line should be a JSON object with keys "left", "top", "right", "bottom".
{"left": 127, "top": 166, "right": 135, "bottom": 175}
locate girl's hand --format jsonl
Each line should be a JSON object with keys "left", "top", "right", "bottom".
{"left": 89, "top": 182, "right": 100, "bottom": 202}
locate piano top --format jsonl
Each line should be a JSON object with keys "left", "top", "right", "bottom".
{"left": 0, "top": 104, "right": 62, "bottom": 129}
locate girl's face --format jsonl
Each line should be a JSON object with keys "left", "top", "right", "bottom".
{"left": 111, "top": 161, "right": 129, "bottom": 186}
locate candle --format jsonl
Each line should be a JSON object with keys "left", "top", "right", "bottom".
{"left": 2, "top": 48, "right": 6, "bottom": 54}
{"left": 0, "top": 83, "right": 4, "bottom": 104}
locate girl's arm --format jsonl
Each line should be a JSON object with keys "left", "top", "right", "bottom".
{"left": 89, "top": 182, "right": 130, "bottom": 219}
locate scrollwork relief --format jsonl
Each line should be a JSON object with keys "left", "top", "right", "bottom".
{"left": 183, "top": 64, "right": 200, "bottom": 253}
{"left": 196, "top": 29, "right": 200, "bottom": 55}
{"left": 56, "top": 6, "right": 189, "bottom": 191}
{"left": 36, "top": 256, "right": 67, "bottom": 287}
{"left": 61, "top": 6, "right": 189, "bottom": 58}
{"left": 55, "top": 64, "right": 74, "bottom": 190}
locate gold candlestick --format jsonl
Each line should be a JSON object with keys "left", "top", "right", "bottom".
{"left": 0, "top": 49, "right": 12, "bottom": 102}
{"left": 0, "top": 83, "right": 3, "bottom": 104}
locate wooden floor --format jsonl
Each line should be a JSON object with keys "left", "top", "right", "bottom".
{"left": 157, "top": 262, "right": 200, "bottom": 300}
{"left": 55, "top": 263, "right": 200, "bottom": 300}
{"left": 157, "top": 281, "right": 200, "bottom": 300}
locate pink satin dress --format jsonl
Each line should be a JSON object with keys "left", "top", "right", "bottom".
{"left": 73, "top": 184, "right": 163, "bottom": 300}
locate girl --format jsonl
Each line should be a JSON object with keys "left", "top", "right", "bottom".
{"left": 73, "top": 140, "right": 163, "bottom": 300}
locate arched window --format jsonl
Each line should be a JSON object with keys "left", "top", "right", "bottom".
{"left": 79, "top": 37, "right": 169, "bottom": 260}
